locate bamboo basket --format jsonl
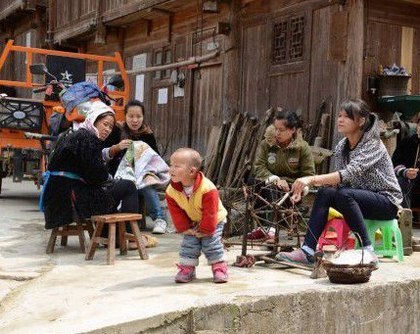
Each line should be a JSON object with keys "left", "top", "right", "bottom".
{"left": 322, "top": 261, "right": 378, "bottom": 284}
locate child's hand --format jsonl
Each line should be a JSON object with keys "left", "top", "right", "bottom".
{"left": 117, "top": 139, "right": 132, "bottom": 151}
{"left": 195, "top": 232, "right": 206, "bottom": 238}
{"left": 183, "top": 229, "right": 196, "bottom": 236}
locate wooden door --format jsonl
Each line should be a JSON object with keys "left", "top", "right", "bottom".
{"left": 240, "top": 20, "right": 270, "bottom": 118}
{"left": 268, "top": 12, "right": 311, "bottom": 122}
{"left": 190, "top": 64, "right": 223, "bottom": 155}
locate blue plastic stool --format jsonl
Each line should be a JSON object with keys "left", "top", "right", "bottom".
{"left": 361, "top": 219, "right": 404, "bottom": 262}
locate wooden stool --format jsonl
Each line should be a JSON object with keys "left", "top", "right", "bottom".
{"left": 46, "top": 219, "right": 94, "bottom": 254}
{"left": 86, "top": 213, "right": 148, "bottom": 265}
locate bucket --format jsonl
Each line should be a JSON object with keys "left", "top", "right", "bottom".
{"left": 378, "top": 75, "right": 411, "bottom": 97}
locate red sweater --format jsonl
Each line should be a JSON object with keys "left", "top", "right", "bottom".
{"left": 165, "top": 172, "right": 227, "bottom": 235}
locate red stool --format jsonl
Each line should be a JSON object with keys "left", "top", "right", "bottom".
{"left": 317, "top": 218, "right": 355, "bottom": 251}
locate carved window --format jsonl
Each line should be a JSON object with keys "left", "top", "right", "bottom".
{"left": 153, "top": 47, "right": 172, "bottom": 80}
{"left": 154, "top": 50, "right": 162, "bottom": 80}
{"left": 272, "top": 15, "right": 305, "bottom": 65}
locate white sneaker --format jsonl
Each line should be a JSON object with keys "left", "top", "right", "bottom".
{"left": 152, "top": 218, "right": 167, "bottom": 234}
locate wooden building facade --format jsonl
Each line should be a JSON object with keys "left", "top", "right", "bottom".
{"left": 1, "top": 0, "right": 420, "bottom": 157}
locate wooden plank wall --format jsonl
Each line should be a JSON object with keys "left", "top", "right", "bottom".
{"left": 364, "top": 0, "right": 420, "bottom": 100}
{"left": 55, "top": 0, "right": 96, "bottom": 29}
{"left": 240, "top": 20, "right": 269, "bottom": 118}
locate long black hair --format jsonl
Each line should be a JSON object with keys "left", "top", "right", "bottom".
{"left": 340, "top": 98, "right": 372, "bottom": 132}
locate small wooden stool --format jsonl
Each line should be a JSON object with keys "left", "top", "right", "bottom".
{"left": 86, "top": 213, "right": 148, "bottom": 264}
{"left": 46, "top": 219, "right": 94, "bottom": 254}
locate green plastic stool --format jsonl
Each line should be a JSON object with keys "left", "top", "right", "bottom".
{"left": 361, "top": 219, "right": 404, "bottom": 262}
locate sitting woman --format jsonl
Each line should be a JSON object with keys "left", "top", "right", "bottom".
{"left": 103, "top": 100, "right": 168, "bottom": 234}
{"left": 246, "top": 109, "right": 315, "bottom": 239}
{"left": 277, "top": 99, "right": 403, "bottom": 265}
{"left": 253, "top": 109, "right": 315, "bottom": 191}
{"left": 42, "top": 101, "right": 139, "bottom": 231}
{"left": 392, "top": 118, "right": 420, "bottom": 208}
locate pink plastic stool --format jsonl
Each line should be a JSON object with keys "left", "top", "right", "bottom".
{"left": 317, "top": 218, "right": 355, "bottom": 250}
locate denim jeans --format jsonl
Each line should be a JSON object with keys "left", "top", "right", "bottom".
{"left": 179, "top": 222, "right": 226, "bottom": 266}
{"left": 303, "top": 187, "right": 398, "bottom": 251}
{"left": 138, "top": 186, "right": 164, "bottom": 220}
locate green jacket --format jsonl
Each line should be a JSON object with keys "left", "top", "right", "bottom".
{"left": 253, "top": 136, "right": 315, "bottom": 183}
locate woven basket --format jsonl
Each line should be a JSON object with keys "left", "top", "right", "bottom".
{"left": 322, "top": 261, "right": 378, "bottom": 284}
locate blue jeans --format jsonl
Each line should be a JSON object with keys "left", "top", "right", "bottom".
{"left": 179, "top": 222, "right": 226, "bottom": 266}
{"left": 304, "top": 187, "right": 398, "bottom": 251}
{"left": 138, "top": 186, "right": 164, "bottom": 220}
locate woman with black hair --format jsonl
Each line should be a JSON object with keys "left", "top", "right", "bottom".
{"left": 253, "top": 109, "right": 315, "bottom": 190}
{"left": 277, "top": 99, "right": 403, "bottom": 265}
{"left": 103, "top": 99, "right": 168, "bottom": 234}
{"left": 247, "top": 109, "right": 315, "bottom": 240}
{"left": 42, "top": 101, "right": 139, "bottom": 229}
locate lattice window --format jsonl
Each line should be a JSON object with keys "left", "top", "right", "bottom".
{"left": 289, "top": 16, "right": 305, "bottom": 61}
{"left": 272, "top": 15, "right": 305, "bottom": 64}
{"left": 153, "top": 47, "right": 172, "bottom": 80}
{"left": 273, "top": 21, "right": 288, "bottom": 64}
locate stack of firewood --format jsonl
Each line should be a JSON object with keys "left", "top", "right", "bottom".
{"left": 204, "top": 108, "right": 276, "bottom": 188}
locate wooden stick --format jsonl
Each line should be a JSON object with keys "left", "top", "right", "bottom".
{"left": 258, "top": 255, "right": 312, "bottom": 271}
{"left": 414, "top": 144, "right": 419, "bottom": 168}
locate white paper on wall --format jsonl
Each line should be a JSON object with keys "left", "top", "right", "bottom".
{"left": 174, "top": 85, "right": 185, "bottom": 98}
{"left": 135, "top": 74, "right": 145, "bottom": 102}
{"left": 158, "top": 88, "right": 168, "bottom": 105}
{"left": 132, "top": 53, "right": 147, "bottom": 70}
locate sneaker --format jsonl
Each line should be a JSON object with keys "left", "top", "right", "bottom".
{"left": 247, "top": 227, "right": 275, "bottom": 240}
{"left": 211, "top": 262, "right": 229, "bottom": 283}
{"left": 152, "top": 218, "right": 167, "bottom": 234}
{"left": 175, "top": 264, "right": 196, "bottom": 283}
{"left": 275, "top": 248, "right": 314, "bottom": 266}
{"left": 364, "top": 248, "right": 379, "bottom": 267}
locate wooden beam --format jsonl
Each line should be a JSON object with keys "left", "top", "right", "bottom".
{"left": 0, "top": 0, "right": 24, "bottom": 22}
{"left": 102, "top": 0, "right": 171, "bottom": 24}
{"left": 147, "top": 7, "right": 174, "bottom": 16}
{"left": 123, "top": 51, "right": 219, "bottom": 75}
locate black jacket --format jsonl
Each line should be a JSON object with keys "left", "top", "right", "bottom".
{"left": 392, "top": 134, "right": 420, "bottom": 169}
{"left": 43, "top": 129, "right": 114, "bottom": 229}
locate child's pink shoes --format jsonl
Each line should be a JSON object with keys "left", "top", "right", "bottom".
{"left": 175, "top": 264, "right": 196, "bottom": 283}
{"left": 211, "top": 262, "right": 229, "bottom": 283}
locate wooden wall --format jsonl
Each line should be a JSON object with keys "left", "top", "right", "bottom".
{"left": 364, "top": 0, "right": 420, "bottom": 107}
{"left": 81, "top": 0, "right": 367, "bottom": 156}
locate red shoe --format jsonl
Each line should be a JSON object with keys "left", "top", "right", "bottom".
{"left": 212, "top": 262, "right": 229, "bottom": 283}
{"left": 247, "top": 227, "right": 274, "bottom": 240}
{"left": 174, "top": 264, "right": 196, "bottom": 283}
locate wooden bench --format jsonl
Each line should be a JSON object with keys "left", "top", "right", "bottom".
{"left": 86, "top": 213, "right": 148, "bottom": 265}
{"left": 46, "top": 218, "right": 94, "bottom": 254}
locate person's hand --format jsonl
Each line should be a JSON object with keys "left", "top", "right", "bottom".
{"left": 290, "top": 176, "right": 313, "bottom": 203}
{"left": 276, "top": 178, "right": 290, "bottom": 192}
{"left": 182, "top": 229, "right": 196, "bottom": 236}
{"left": 406, "top": 168, "right": 419, "bottom": 180}
{"left": 265, "top": 175, "right": 289, "bottom": 191}
{"left": 117, "top": 139, "right": 132, "bottom": 151}
{"left": 195, "top": 232, "right": 207, "bottom": 239}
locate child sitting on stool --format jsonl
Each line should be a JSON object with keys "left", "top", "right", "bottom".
{"left": 165, "top": 148, "right": 228, "bottom": 283}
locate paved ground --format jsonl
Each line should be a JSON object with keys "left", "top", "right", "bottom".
{"left": 2, "top": 177, "right": 420, "bottom": 334}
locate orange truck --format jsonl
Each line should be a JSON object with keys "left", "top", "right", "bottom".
{"left": 0, "top": 40, "right": 130, "bottom": 194}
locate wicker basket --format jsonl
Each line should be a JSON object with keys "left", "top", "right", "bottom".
{"left": 322, "top": 261, "right": 378, "bottom": 284}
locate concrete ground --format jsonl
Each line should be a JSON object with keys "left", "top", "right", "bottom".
{"left": 2, "top": 177, "right": 420, "bottom": 334}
